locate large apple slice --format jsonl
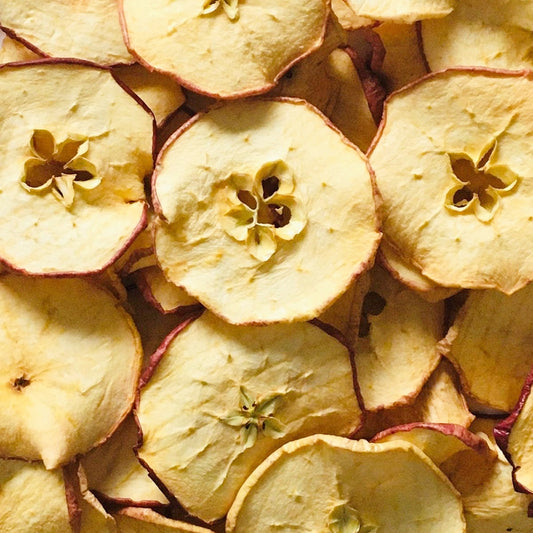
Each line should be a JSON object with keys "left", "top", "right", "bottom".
{"left": 136, "top": 312, "right": 362, "bottom": 522}
{"left": 120, "top": 0, "right": 328, "bottom": 98}
{"left": 0, "top": 0, "right": 132, "bottom": 65}
{"left": 369, "top": 69, "right": 533, "bottom": 294}
{"left": 226, "top": 434, "right": 466, "bottom": 533}
{"left": 0, "top": 274, "right": 142, "bottom": 468}
{"left": 153, "top": 99, "right": 380, "bottom": 324}
{"left": 0, "top": 61, "right": 153, "bottom": 276}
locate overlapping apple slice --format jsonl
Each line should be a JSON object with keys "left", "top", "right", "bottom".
{"left": 354, "top": 266, "right": 443, "bottom": 411}
{"left": 0, "top": 274, "right": 142, "bottom": 469}
{"left": 153, "top": 99, "right": 380, "bottom": 324}
{"left": 0, "top": 0, "right": 132, "bottom": 65}
{"left": 0, "top": 29, "right": 40, "bottom": 64}
{"left": 114, "top": 508, "right": 215, "bottom": 533}
{"left": 440, "top": 286, "right": 533, "bottom": 413}
{"left": 120, "top": 0, "right": 328, "bottom": 98}
{"left": 345, "top": 0, "right": 456, "bottom": 23}
{"left": 0, "top": 61, "right": 153, "bottom": 276}
{"left": 369, "top": 69, "right": 533, "bottom": 294}
{"left": 421, "top": 0, "right": 533, "bottom": 71}
{"left": 136, "top": 312, "right": 361, "bottom": 522}
{"left": 331, "top": 0, "right": 373, "bottom": 30}
{"left": 226, "top": 434, "right": 466, "bottom": 532}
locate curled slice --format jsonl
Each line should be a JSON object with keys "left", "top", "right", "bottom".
{"left": 153, "top": 99, "right": 380, "bottom": 324}
{"left": 136, "top": 312, "right": 361, "bottom": 522}
{"left": 0, "top": 275, "right": 142, "bottom": 468}
{"left": 345, "top": 0, "right": 456, "bottom": 23}
{"left": 226, "top": 434, "right": 466, "bottom": 533}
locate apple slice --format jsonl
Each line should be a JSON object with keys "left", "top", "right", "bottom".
{"left": 0, "top": 29, "right": 40, "bottom": 63}
{"left": 226, "top": 434, "right": 466, "bottom": 533}
{"left": 0, "top": 274, "right": 142, "bottom": 469}
{"left": 353, "top": 265, "right": 443, "bottom": 411}
{"left": 136, "top": 312, "right": 362, "bottom": 522}
{"left": 440, "top": 286, "right": 533, "bottom": 413}
{"left": 369, "top": 69, "right": 533, "bottom": 294}
{"left": 82, "top": 414, "right": 169, "bottom": 507}
{"left": 153, "top": 99, "right": 380, "bottom": 324}
{"left": 120, "top": 0, "right": 328, "bottom": 98}
{"left": 345, "top": 0, "right": 456, "bottom": 23}
{"left": 0, "top": 458, "right": 72, "bottom": 533}
{"left": 331, "top": 0, "right": 374, "bottom": 30}
{"left": 0, "top": 61, "right": 153, "bottom": 276}
{"left": 114, "top": 508, "right": 215, "bottom": 533}
{"left": 0, "top": 0, "right": 132, "bottom": 65}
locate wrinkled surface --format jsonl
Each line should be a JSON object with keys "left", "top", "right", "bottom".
{"left": 137, "top": 313, "right": 361, "bottom": 522}
{"left": 346, "top": 0, "right": 456, "bottom": 22}
{"left": 114, "top": 507, "right": 215, "bottom": 532}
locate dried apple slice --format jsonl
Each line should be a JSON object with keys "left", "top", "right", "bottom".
{"left": 345, "top": 0, "right": 456, "bottom": 23}
{"left": 153, "top": 99, "right": 380, "bottom": 324}
{"left": 331, "top": 0, "right": 374, "bottom": 30}
{"left": 421, "top": 0, "right": 533, "bottom": 71}
{"left": 0, "top": 274, "right": 142, "bottom": 468}
{"left": 226, "top": 434, "right": 466, "bottom": 533}
{"left": 440, "top": 287, "right": 533, "bottom": 413}
{"left": 0, "top": 61, "right": 153, "bottom": 276}
{"left": 120, "top": 0, "right": 328, "bottom": 98}
{"left": 114, "top": 508, "right": 215, "bottom": 533}
{"left": 82, "top": 414, "right": 169, "bottom": 507}
{"left": 354, "top": 266, "right": 443, "bottom": 411}
{"left": 0, "top": 0, "right": 132, "bottom": 65}
{"left": 0, "top": 458, "right": 72, "bottom": 533}
{"left": 136, "top": 312, "right": 362, "bottom": 522}
{"left": 369, "top": 69, "right": 533, "bottom": 294}
{"left": 0, "top": 29, "right": 40, "bottom": 63}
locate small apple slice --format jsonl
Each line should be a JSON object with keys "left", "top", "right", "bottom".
{"left": 113, "top": 64, "right": 185, "bottom": 127}
{"left": 345, "top": 0, "right": 456, "bottom": 23}
{"left": 353, "top": 265, "right": 443, "bottom": 411}
{"left": 226, "top": 434, "right": 466, "bottom": 533}
{"left": 421, "top": 0, "right": 533, "bottom": 71}
{"left": 136, "top": 312, "right": 362, "bottom": 522}
{"left": 0, "top": 29, "right": 40, "bottom": 63}
{"left": 0, "top": 61, "right": 153, "bottom": 276}
{"left": 120, "top": 0, "right": 328, "bottom": 98}
{"left": 114, "top": 508, "right": 215, "bottom": 533}
{"left": 355, "top": 360, "right": 474, "bottom": 439}
{"left": 0, "top": 0, "right": 132, "bottom": 65}
{"left": 82, "top": 414, "right": 169, "bottom": 507}
{"left": 369, "top": 69, "right": 533, "bottom": 294}
{"left": 0, "top": 458, "right": 72, "bottom": 533}
{"left": 331, "top": 0, "right": 374, "bottom": 30}
{"left": 153, "top": 99, "right": 380, "bottom": 324}
{"left": 0, "top": 274, "right": 142, "bottom": 469}
{"left": 440, "top": 287, "right": 533, "bottom": 413}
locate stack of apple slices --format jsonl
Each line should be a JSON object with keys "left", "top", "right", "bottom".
{"left": 4, "top": 1, "right": 533, "bottom": 532}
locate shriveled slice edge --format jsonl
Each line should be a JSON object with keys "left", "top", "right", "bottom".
{"left": 136, "top": 312, "right": 361, "bottom": 522}
{"left": 421, "top": 0, "right": 533, "bottom": 71}
{"left": 226, "top": 434, "right": 466, "bottom": 533}
{"left": 0, "top": 458, "right": 72, "bottom": 533}
{"left": 0, "top": 0, "right": 133, "bottom": 65}
{"left": 353, "top": 265, "right": 443, "bottom": 411}
{"left": 355, "top": 359, "right": 474, "bottom": 440}
{"left": 82, "top": 414, "right": 169, "bottom": 507}
{"left": 495, "top": 367, "right": 533, "bottom": 496}
{"left": 120, "top": 0, "right": 329, "bottom": 98}
{"left": 440, "top": 287, "right": 533, "bottom": 413}
{"left": 0, "top": 29, "right": 40, "bottom": 63}
{"left": 153, "top": 99, "right": 380, "bottom": 324}
{"left": 114, "top": 508, "right": 215, "bottom": 532}
{"left": 0, "top": 275, "right": 143, "bottom": 468}
{"left": 331, "top": 0, "right": 374, "bottom": 30}
{"left": 345, "top": 0, "right": 456, "bottom": 23}
{"left": 113, "top": 64, "right": 185, "bottom": 127}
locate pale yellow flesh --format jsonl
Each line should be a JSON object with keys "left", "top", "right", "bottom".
{"left": 114, "top": 508, "right": 215, "bottom": 533}
{"left": 345, "top": 0, "right": 456, "bottom": 22}
{"left": 0, "top": 275, "right": 142, "bottom": 468}
{"left": 227, "top": 435, "right": 466, "bottom": 533}
{"left": 0, "top": 0, "right": 132, "bottom": 65}
{"left": 0, "top": 30, "right": 40, "bottom": 63}
{"left": 137, "top": 312, "right": 361, "bottom": 522}
{"left": 154, "top": 99, "right": 379, "bottom": 324}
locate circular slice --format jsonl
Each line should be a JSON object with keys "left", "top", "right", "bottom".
{"left": 369, "top": 69, "right": 533, "bottom": 294}
{"left": 0, "top": 61, "right": 153, "bottom": 276}
{"left": 0, "top": 0, "right": 133, "bottom": 65}
{"left": 120, "top": 0, "right": 328, "bottom": 98}
{"left": 153, "top": 99, "right": 380, "bottom": 324}
{"left": 0, "top": 274, "right": 142, "bottom": 468}
{"left": 226, "top": 434, "right": 466, "bottom": 533}
{"left": 136, "top": 312, "right": 361, "bottom": 522}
